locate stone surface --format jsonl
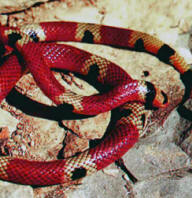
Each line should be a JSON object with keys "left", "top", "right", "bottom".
{"left": 0, "top": 181, "right": 33, "bottom": 198}
{"left": 133, "top": 174, "right": 192, "bottom": 198}
{"left": 123, "top": 110, "right": 191, "bottom": 180}
{"left": 65, "top": 165, "right": 127, "bottom": 198}
{"left": 0, "top": 0, "right": 48, "bottom": 13}
{"left": 0, "top": 0, "right": 192, "bottom": 198}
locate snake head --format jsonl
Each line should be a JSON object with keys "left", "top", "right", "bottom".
{"left": 152, "top": 88, "right": 169, "bottom": 108}
{"left": 145, "top": 81, "right": 169, "bottom": 109}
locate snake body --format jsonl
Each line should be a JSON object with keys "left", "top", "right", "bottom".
{"left": 0, "top": 21, "right": 191, "bottom": 185}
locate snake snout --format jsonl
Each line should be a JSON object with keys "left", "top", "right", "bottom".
{"left": 152, "top": 88, "right": 169, "bottom": 108}
{"left": 145, "top": 81, "right": 169, "bottom": 109}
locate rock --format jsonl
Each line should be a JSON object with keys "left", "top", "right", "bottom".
{"left": 0, "top": 181, "right": 33, "bottom": 198}
{"left": 133, "top": 174, "right": 192, "bottom": 198}
{"left": 0, "top": 0, "right": 48, "bottom": 13}
{"left": 65, "top": 164, "right": 127, "bottom": 198}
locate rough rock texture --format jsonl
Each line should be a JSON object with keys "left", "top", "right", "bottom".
{"left": 0, "top": 181, "right": 33, "bottom": 198}
{"left": 0, "top": 0, "right": 192, "bottom": 198}
{"left": 0, "top": 0, "right": 49, "bottom": 13}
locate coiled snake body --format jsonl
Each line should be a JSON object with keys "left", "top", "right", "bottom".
{"left": 0, "top": 21, "right": 191, "bottom": 185}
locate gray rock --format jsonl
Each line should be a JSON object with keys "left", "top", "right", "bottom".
{"left": 0, "top": 181, "right": 33, "bottom": 198}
